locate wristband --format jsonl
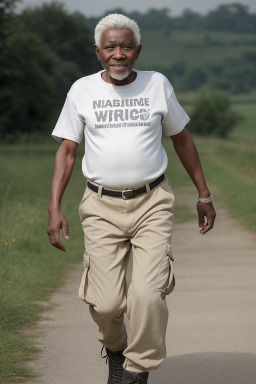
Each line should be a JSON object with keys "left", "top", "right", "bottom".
{"left": 198, "top": 195, "right": 213, "bottom": 203}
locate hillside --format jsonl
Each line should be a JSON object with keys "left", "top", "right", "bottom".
{"left": 136, "top": 31, "right": 256, "bottom": 68}
{"left": 82, "top": 4, "right": 256, "bottom": 94}
{"left": 135, "top": 30, "right": 256, "bottom": 93}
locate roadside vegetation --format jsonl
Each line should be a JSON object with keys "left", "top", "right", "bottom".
{"left": 0, "top": 143, "right": 85, "bottom": 383}
{"left": 164, "top": 96, "right": 256, "bottom": 230}
{"left": 1, "top": 1, "right": 256, "bottom": 382}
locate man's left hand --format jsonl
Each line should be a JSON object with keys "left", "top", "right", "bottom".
{"left": 197, "top": 202, "right": 216, "bottom": 235}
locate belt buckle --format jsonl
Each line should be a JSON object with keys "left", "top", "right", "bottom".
{"left": 122, "top": 189, "right": 135, "bottom": 199}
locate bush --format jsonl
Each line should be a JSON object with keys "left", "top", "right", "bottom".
{"left": 188, "top": 92, "right": 242, "bottom": 138}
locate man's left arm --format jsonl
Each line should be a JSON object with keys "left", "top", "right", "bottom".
{"left": 171, "top": 128, "right": 216, "bottom": 235}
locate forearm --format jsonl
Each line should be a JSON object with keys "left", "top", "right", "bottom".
{"left": 171, "top": 128, "right": 216, "bottom": 234}
{"left": 171, "top": 129, "right": 210, "bottom": 198}
{"left": 48, "top": 141, "right": 78, "bottom": 211}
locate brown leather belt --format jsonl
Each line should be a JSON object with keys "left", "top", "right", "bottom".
{"left": 87, "top": 174, "right": 165, "bottom": 199}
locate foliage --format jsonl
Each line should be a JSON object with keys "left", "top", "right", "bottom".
{"left": 188, "top": 92, "right": 242, "bottom": 138}
{"left": 0, "top": 26, "right": 81, "bottom": 141}
{"left": 79, "top": 6, "right": 173, "bottom": 36}
{"left": 1, "top": 2, "right": 256, "bottom": 141}
{"left": 83, "top": 3, "right": 256, "bottom": 34}
{"left": 0, "top": 2, "right": 97, "bottom": 142}
{"left": 19, "top": 2, "right": 98, "bottom": 75}
{"left": 210, "top": 53, "right": 256, "bottom": 94}
{"left": 203, "top": 3, "right": 256, "bottom": 33}
{"left": 0, "top": 0, "right": 20, "bottom": 47}
{"left": 157, "top": 52, "right": 256, "bottom": 94}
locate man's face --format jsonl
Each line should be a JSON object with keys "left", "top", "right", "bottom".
{"left": 94, "top": 28, "right": 141, "bottom": 85}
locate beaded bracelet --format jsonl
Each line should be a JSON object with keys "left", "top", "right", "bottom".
{"left": 198, "top": 195, "right": 213, "bottom": 203}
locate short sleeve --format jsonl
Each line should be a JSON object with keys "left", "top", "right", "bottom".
{"left": 52, "top": 94, "right": 84, "bottom": 144}
{"left": 162, "top": 89, "right": 190, "bottom": 136}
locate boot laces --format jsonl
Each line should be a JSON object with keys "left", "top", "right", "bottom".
{"left": 101, "top": 346, "right": 124, "bottom": 384}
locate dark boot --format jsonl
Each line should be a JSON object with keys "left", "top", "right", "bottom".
{"left": 101, "top": 346, "right": 125, "bottom": 384}
{"left": 122, "top": 369, "right": 149, "bottom": 384}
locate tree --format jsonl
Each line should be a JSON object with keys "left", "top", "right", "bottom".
{"left": 0, "top": 2, "right": 98, "bottom": 141}
{"left": 19, "top": 2, "right": 98, "bottom": 75}
{"left": 205, "top": 3, "right": 253, "bottom": 32}
{"left": 0, "top": 0, "right": 20, "bottom": 47}
{"left": 175, "top": 9, "right": 203, "bottom": 31}
{"left": 0, "top": 27, "right": 81, "bottom": 141}
{"left": 182, "top": 66, "right": 208, "bottom": 91}
{"left": 188, "top": 92, "right": 242, "bottom": 138}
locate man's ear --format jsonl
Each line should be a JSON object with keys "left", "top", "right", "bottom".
{"left": 94, "top": 44, "right": 101, "bottom": 61}
{"left": 136, "top": 45, "right": 142, "bottom": 60}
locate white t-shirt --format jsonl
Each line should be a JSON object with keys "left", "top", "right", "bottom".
{"left": 52, "top": 70, "right": 190, "bottom": 189}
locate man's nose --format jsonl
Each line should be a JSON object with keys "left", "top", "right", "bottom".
{"left": 113, "top": 47, "right": 124, "bottom": 59}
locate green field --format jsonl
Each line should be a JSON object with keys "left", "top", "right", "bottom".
{"left": 136, "top": 31, "right": 256, "bottom": 69}
{"left": 0, "top": 96, "right": 256, "bottom": 383}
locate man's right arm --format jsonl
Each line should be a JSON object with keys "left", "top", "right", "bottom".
{"left": 47, "top": 139, "right": 79, "bottom": 252}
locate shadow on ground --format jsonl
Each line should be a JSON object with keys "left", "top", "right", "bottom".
{"left": 150, "top": 352, "right": 256, "bottom": 384}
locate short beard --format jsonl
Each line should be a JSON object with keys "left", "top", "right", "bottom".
{"left": 105, "top": 68, "right": 131, "bottom": 82}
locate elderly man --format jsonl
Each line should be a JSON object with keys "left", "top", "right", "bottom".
{"left": 47, "top": 13, "right": 216, "bottom": 384}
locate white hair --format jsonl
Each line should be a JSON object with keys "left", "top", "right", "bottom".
{"left": 94, "top": 13, "right": 141, "bottom": 47}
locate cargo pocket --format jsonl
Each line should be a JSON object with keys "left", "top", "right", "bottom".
{"left": 154, "top": 242, "right": 175, "bottom": 295}
{"left": 78, "top": 251, "right": 96, "bottom": 305}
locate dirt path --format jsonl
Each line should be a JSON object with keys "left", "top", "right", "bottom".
{"left": 27, "top": 205, "right": 256, "bottom": 384}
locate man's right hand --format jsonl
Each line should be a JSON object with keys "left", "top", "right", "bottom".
{"left": 47, "top": 139, "right": 78, "bottom": 252}
{"left": 47, "top": 208, "right": 69, "bottom": 252}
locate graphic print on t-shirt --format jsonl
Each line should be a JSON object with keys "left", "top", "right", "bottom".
{"left": 93, "top": 98, "right": 151, "bottom": 129}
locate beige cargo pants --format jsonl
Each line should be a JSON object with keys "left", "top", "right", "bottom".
{"left": 78, "top": 176, "right": 175, "bottom": 373}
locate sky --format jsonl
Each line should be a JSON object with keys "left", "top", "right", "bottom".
{"left": 17, "top": 0, "right": 256, "bottom": 16}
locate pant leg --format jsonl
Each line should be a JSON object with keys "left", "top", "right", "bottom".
{"left": 123, "top": 177, "right": 175, "bottom": 372}
{"left": 78, "top": 187, "right": 130, "bottom": 351}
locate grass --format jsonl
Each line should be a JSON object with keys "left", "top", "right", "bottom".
{"left": 0, "top": 96, "right": 255, "bottom": 382}
{"left": 136, "top": 30, "right": 256, "bottom": 69}
{"left": 163, "top": 96, "right": 256, "bottom": 231}
{"left": 0, "top": 143, "right": 85, "bottom": 383}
